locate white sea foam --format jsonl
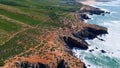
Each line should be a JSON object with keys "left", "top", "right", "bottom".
{"left": 73, "top": 20, "right": 120, "bottom": 68}
{"left": 96, "top": 0, "right": 120, "bottom": 6}
{"left": 99, "top": 21, "right": 120, "bottom": 58}
{"left": 73, "top": 0, "right": 120, "bottom": 68}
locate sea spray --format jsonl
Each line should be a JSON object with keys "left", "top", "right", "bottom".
{"left": 73, "top": 0, "right": 120, "bottom": 68}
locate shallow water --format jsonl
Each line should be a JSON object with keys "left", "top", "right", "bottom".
{"left": 73, "top": 0, "right": 120, "bottom": 68}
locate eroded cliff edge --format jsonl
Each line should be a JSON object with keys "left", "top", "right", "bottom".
{"left": 2, "top": 3, "right": 108, "bottom": 68}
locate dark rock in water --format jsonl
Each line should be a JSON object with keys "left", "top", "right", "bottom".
{"left": 102, "top": 14, "right": 105, "bottom": 16}
{"left": 89, "top": 49, "right": 94, "bottom": 52}
{"left": 80, "top": 13, "right": 91, "bottom": 20}
{"left": 101, "top": 50, "right": 106, "bottom": 53}
{"left": 95, "top": 47, "right": 98, "bottom": 49}
{"left": 63, "top": 36, "right": 89, "bottom": 50}
{"left": 97, "top": 37, "right": 105, "bottom": 41}
{"left": 106, "top": 11, "right": 110, "bottom": 14}
{"left": 88, "top": 64, "right": 91, "bottom": 67}
{"left": 112, "top": 52, "right": 114, "bottom": 54}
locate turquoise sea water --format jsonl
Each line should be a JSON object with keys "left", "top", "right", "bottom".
{"left": 73, "top": 0, "right": 120, "bottom": 68}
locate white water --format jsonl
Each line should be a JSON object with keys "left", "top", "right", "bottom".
{"left": 73, "top": 0, "right": 120, "bottom": 68}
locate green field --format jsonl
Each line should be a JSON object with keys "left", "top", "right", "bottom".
{"left": 0, "top": 29, "right": 40, "bottom": 66}
{"left": 0, "top": 0, "right": 81, "bottom": 66}
{"left": 0, "top": 18, "right": 22, "bottom": 32}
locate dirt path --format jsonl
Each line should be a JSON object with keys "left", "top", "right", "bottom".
{"left": 1, "top": 28, "right": 28, "bottom": 45}
{"left": 0, "top": 15, "right": 32, "bottom": 27}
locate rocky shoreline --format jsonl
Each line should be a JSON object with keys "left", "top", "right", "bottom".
{"left": 2, "top": 2, "right": 109, "bottom": 68}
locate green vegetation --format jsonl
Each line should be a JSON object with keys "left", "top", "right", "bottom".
{"left": 0, "top": 30, "right": 39, "bottom": 65}
{"left": 0, "top": 18, "right": 22, "bottom": 32}
{"left": 0, "top": 18, "right": 22, "bottom": 45}
{"left": 0, "top": 0, "right": 82, "bottom": 66}
{"left": 0, "top": 9, "right": 42, "bottom": 26}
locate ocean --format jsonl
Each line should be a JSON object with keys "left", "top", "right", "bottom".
{"left": 73, "top": 0, "right": 120, "bottom": 68}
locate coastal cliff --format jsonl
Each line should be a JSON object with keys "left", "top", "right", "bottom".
{"left": 0, "top": 1, "right": 108, "bottom": 68}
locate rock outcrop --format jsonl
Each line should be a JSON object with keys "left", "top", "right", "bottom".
{"left": 73, "top": 24, "right": 108, "bottom": 40}
{"left": 63, "top": 36, "right": 89, "bottom": 50}
{"left": 15, "top": 58, "right": 66, "bottom": 68}
{"left": 61, "top": 23, "right": 108, "bottom": 51}
{"left": 79, "top": 13, "right": 90, "bottom": 20}
{"left": 80, "top": 5, "right": 105, "bottom": 15}
{"left": 101, "top": 50, "right": 106, "bottom": 53}
{"left": 79, "top": 5, "right": 110, "bottom": 20}
{"left": 15, "top": 61, "right": 47, "bottom": 68}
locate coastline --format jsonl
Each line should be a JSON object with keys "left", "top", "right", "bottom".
{"left": 16, "top": 5, "right": 108, "bottom": 68}
{"left": 1, "top": 1, "right": 109, "bottom": 68}
{"left": 76, "top": 1, "right": 120, "bottom": 68}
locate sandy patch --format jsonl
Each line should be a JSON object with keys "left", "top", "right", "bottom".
{"left": 81, "top": 0, "right": 97, "bottom": 5}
